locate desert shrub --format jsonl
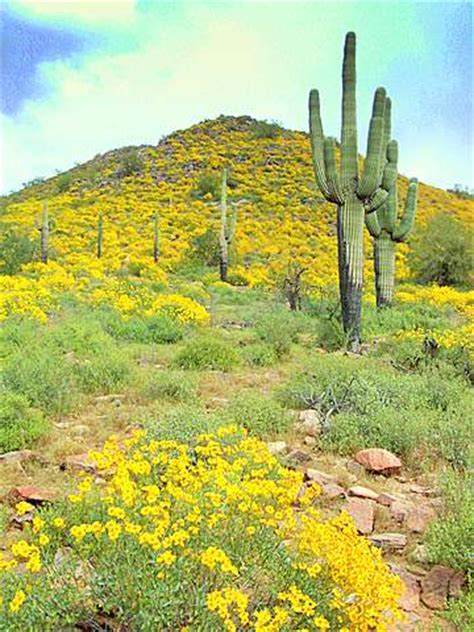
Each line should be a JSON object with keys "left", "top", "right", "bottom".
{"left": 141, "top": 370, "right": 197, "bottom": 402}
{"left": 100, "top": 311, "right": 185, "bottom": 344}
{"left": 254, "top": 310, "right": 304, "bottom": 358}
{"left": 55, "top": 172, "right": 74, "bottom": 193}
{"left": 251, "top": 119, "right": 283, "bottom": 139}
{"left": 1, "top": 345, "right": 76, "bottom": 414}
{"left": 146, "top": 403, "right": 219, "bottom": 443}
{"left": 242, "top": 342, "right": 277, "bottom": 367}
{"left": 192, "top": 173, "right": 221, "bottom": 200}
{"left": 48, "top": 315, "right": 112, "bottom": 356}
{"left": 173, "top": 335, "right": 239, "bottom": 371}
{"left": 425, "top": 472, "right": 474, "bottom": 572}
{"left": 0, "top": 230, "right": 36, "bottom": 275}
{"left": 438, "top": 590, "right": 474, "bottom": 630}
{"left": 226, "top": 271, "right": 249, "bottom": 287}
{"left": 189, "top": 228, "right": 220, "bottom": 266}
{"left": 0, "top": 391, "right": 48, "bottom": 452}
{"left": 363, "top": 300, "right": 449, "bottom": 339}
{"left": 73, "top": 347, "right": 133, "bottom": 395}
{"left": 408, "top": 213, "right": 473, "bottom": 286}
{"left": 221, "top": 392, "right": 291, "bottom": 436}
{"left": 0, "top": 426, "right": 403, "bottom": 630}
{"left": 0, "top": 317, "right": 41, "bottom": 360}
{"left": 116, "top": 150, "right": 143, "bottom": 178}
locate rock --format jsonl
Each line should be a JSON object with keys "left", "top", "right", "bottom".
{"left": 409, "top": 484, "right": 435, "bottom": 496}
{"left": 390, "top": 566, "right": 420, "bottom": 612}
{"left": 448, "top": 570, "right": 466, "bottom": 599}
{"left": 303, "top": 435, "right": 317, "bottom": 447}
{"left": 342, "top": 498, "right": 375, "bottom": 534}
{"left": 354, "top": 448, "right": 402, "bottom": 476}
{"left": 411, "top": 544, "right": 429, "bottom": 565}
{"left": 60, "top": 454, "right": 97, "bottom": 475}
{"left": 298, "top": 410, "right": 322, "bottom": 437}
{"left": 369, "top": 533, "right": 407, "bottom": 551}
{"left": 390, "top": 499, "right": 412, "bottom": 523}
{"left": 348, "top": 485, "right": 379, "bottom": 501}
{"left": 0, "top": 450, "right": 47, "bottom": 465}
{"left": 321, "top": 482, "right": 346, "bottom": 499}
{"left": 346, "top": 459, "right": 365, "bottom": 477}
{"left": 305, "top": 468, "right": 335, "bottom": 485}
{"left": 288, "top": 449, "right": 312, "bottom": 464}
{"left": 406, "top": 503, "right": 437, "bottom": 533}
{"left": 376, "top": 492, "right": 400, "bottom": 507}
{"left": 267, "top": 441, "right": 287, "bottom": 455}
{"left": 420, "top": 565, "right": 457, "bottom": 610}
{"left": 94, "top": 394, "right": 123, "bottom": 403}
{"left": 10, "top": 486, "right": 55, "bottom": 505}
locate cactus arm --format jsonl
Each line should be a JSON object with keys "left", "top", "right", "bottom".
{"left": 153, "top": 210, "right": 159, "bottom": 263}
{"left": 365, "top": 188, "right": 388, "bottom": 213}
{"left": 366, "top": 210, "right": 382, "bottom": 237}
{"left": 357, "top": 87, "right": 387, "bottom": 198}
{"left": 393, "top": 178, "right": 418, "bottom": 242}
{"left": 381, "top": 139, "right": 399, "bottom": 193}
{"left": 309, "top": 89, "right": 338, "bottom": 202}
{"left": 340, "top": 31, "right": 358, "bottom": 190}
{"left": 323, "top": 137, "right": 345, "bottom": 203}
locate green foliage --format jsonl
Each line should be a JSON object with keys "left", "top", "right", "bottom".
{"left": 242, "top": 342, "right": 277, "bottom": 367}
{"left": 141, "top": 370, "right": 197, "bottom": 402}
{"left": 55, "top": 172, "right": 74, "bottom": 193}
{"left": 0, "top": 229, "right": 36, "bottom": 275}
{"left": 251, "top": 119, "right": 283, "bottom": 139}
{"left": 0, "top": 391, "right": 48, "bottom": 452}
{"left": 73, "top": 347, "right": 133, "bottom": 395}
{"left": 437, "top": 589, "right": 474, "bottom": 630}
{"left": 226, "top": 271, "right": 249, "bottom": 287}
{"left": 221, "top": 392, "right": 291, "bottom": 436}
{"left": 254, "top": 310, "right": 307, "bottom": 358}
{"left": 100, "top": 310, "right": 185, "bottom": 344}
{"left": 193, "top": 173, "right": 221, "bottom": 200}
{"left": 189, "top": 227, "right": 220, "bottom": 266}
{"left": 116, "top": 150, "right": 144, "bottom": 178}
{"left": 173, "top": 335, "right": 239, "bottom": 371}
{"left": 425, "top": 472, "right": 474, "bottom": 572}
{"left": 145, "top": 403, "right": 220, "bottom": 443}
{"left": 408, "top": 213, "right": 473, "bottom": 286}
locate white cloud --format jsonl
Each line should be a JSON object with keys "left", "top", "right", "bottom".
{"left": 9, "top": 0, "right": 137, "bottom": 27}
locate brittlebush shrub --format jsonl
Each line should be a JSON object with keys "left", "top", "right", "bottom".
{"left": 0, "top": 392, "right": 48, "bottom": 452}
{"left": 408, "top": 213, "right": 473, "bottom": 286}
{"left": 0, "top": 426, "right": 402, "bottom": 630}
{"left": 174, "top": 335, "right": 239, "bottom": 371}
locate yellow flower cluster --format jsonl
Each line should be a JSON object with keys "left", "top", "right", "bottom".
{"left": 394, "top": 323, "right": 474, "bottom": 355}
{"left": 397, "top": 284, "right": 474, "bottom": 317}
{"left": 0, "top": 425, "right": 402, "bottom": 630}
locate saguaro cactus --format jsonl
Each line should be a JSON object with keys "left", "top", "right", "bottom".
{"left": 153, "top": 210, "right": 160, "bottom": 263}
{"left": 367, "top": 177, "right": 418, "bottom": 307}
{"left": 309, "top": 32, "right": 396, "bottom": 349}
{"left": 219, "top": 168, "right": 237, "bottom": 282}
{"left": 97, "top": 213, "right": 103, "bottom": 259}
{"left": 35, "top": 201, "right": 49, "bottom": 264}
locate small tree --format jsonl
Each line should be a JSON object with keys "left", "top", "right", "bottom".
{"left": 408, "top": 213, "right": 473, "bottom": 286}
{"left": 0, "top": 229, "right": 36, "bottom": 275}
{"left": 282, "top": 264, "right": 307, "bottom": 311}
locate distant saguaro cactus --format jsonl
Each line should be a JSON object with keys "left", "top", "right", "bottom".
{"left": 97, "top": 213, "right": 103, "bottom": 259}
{"left": 309, "top": 32, "right": 396, "bottom": 349}
{"left": 153, "top": 210, "right": 160, "bottom": 263}
{"left": 219, "top": 168, "right": 237, "bottom": 282}
{"left": 35, "top": 201, "right": 49, "bottom": 264}
{"left": 367, "top": 178, "right": 418, "bottom": 307}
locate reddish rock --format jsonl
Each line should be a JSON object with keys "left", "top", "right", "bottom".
{"left": 0, "top": 450, "right": 46, "bottom": 465}
{"left": 288, "top": 449, "right": 312, "bottom": 464}
{"left": 406, "top": 503, "right": 437, "bottom": 533}
{"left": 376, "top": 492, "right": 400, "bottom": 506}
{"left": 60, "top": 454, "right": 97, "bottom": 475}
{"left": 343, "top": 498, "right": 375, "bottom": 534}
{"left": 305, "top": 468, "right": 335, "bottom": 485}
{"left": 448, "top": 570, "right": 466, "bottom": 599}
{"left": 390, "top": 500, "right": 412, "bottom": 523}
{"left": 420, "top": 566, "right": 457, "bottom": 610}
{"left": 348, "top": 485, "right": 379, "bottom": 501}
{"left": 369, "top": 533, "right": 407, "bottom": 551}
{"left": 303, "top": 435, "right": 317, "bottom": 447}
{"left": 391, "top": 566, "right": 420, "bottom": 612}
{"left": 298, "top": 409, "right": 322, "bottom": 437}
{"left": 11, "top": 486, "right": 55, "bottom": 504}
{"left": 354, "top": 448, "right": 402, "bottom": 476}
{"left": 409, "top": 483, "right": 435, "bottom": 496}
{"left": 321, "top": 482, "right": 346, "bottom": 499}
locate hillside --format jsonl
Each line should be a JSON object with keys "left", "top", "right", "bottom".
{"left": 1, "top": 115, "right": 473, "bottom": 290}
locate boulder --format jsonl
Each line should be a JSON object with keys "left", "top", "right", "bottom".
{"left": 369, "top": 533, "right": 407, "bottom": 551}
{"left": 298, "top": 409, "right": 322, "bottom": 437}
{"left": 406, "top": 503, "right": 437, "bottom": 533}
{"left": 390, "top": 500, "right": 412, "bottom": 523}
{"left": 354, "top": 448, "right": 402, "bottom": 476}
{"left": 343, "top": 498, "right": 375, "bottom": 534}
{"left": 322, "top": 482, "right": 346, "bottom": 499}
{"left": 267, "top": 441, "right": 287, "bottom": 455}
{"left": 305, "top": 468, "right": 335, "bottom": 485}
{"left": 390, "top": 566, "right": 421, "bottom": 612}
{"left": 348, "top": 485, "right": 379, "bottom": 501}
{"left": 420, "top": 566, "right": 457, "bottom": 610}
{"left": 0, "top": 450, "right": 46, "bottom": 465}
{"left": 10, "top": 486, "right": 55, "bottom": 505}
{"left": 60, "top": 454, "right": 97, "bottom": 475}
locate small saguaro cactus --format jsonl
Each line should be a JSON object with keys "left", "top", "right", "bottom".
{"left": 153, "top": 210, "right": 160, "bottom": 263}
{"left": 309, "top": 32, "right": 396, "bottom": 349}
{"left": 366, "top": 177, "right": 418, "bottom": 307}
{"left": 35, "top": 200, "right": 49, "bottom": 264}
{"left": 219, "top": 168, "right": 237, "bottom": 282}
{"left": 97, "top": 212, "right": 104, "bottom": 259}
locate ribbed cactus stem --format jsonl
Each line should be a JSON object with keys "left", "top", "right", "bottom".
{"left": 40, "top": 201, "right": 49, "bottom": 264}
{"left": 97, "top": 213, "right": 103, "bottom": 259}
{"left": 219, "top": 167, "right": 229, "bottom": 282}
{"left": 153, "top": 211, "right": 160, "bottom": 263}
{"left": 374, "top": 231, "right": 395, "bottom": 307}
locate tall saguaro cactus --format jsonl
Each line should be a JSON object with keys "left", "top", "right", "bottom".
{"left": 153, "top": 210, "right": 160, "bottom": 263}
{"left": 309, "top": 32, "right": 395, "bottom": 349}
{"left": 219, "top": 168, "right": 237, "bottom": 282}
{"left": 36, "top": 201, "right": 49, "bottom": 264}
{"left": 97, "top": 213, "right": 103, "bottom": 259}
{"left": 367, "top": 177, "right": 418, "bottom": 307}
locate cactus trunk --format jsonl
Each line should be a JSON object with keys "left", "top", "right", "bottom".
{"left": 219, "top": 168, "right": 229, "bottom": 282}
{"left": 373, "top": 231, "right": 395, "bottom": 308}
{"left": 337, "top": 198, "right": 365, "bottom": 345}
{"left": 40, "top": 202, "right": 49, "bottom": 264}
{"left": 97, "top": 213, "right": 103, "bottom": 259}
{"left": 153, "top": 211, "right": 159, "bottom": 263}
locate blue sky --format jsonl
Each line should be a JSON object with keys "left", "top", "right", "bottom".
{"left": 1, "top": 1, "right": 472, "bottom": 194}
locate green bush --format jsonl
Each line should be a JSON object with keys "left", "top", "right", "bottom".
{"left": 116, "top": 150, "right": 144, "bottom": 178}
{"left": 254, "top": 310, "right": 304, "bottom": 358}
{"left": 192, "top": 173, "right": 221, "bottom": 200}
{"left": 173, "top": 335, "right": 239, "bottom": 371}
{"left": 2, "top": 345, "right": 76, "bottom": 414}
{"left": 251, "top": 120, "right": 283, "bottom": 139}
{"left": 221, "top": 392, "right": 291, "bottom": 436}
{"left": 425, "top": 472, "right": 474, "bottom": 572}
{"left": 189, "top": 228, "right": 220, "bottom": 266}
{"left": 145, "top": 404, "right": 220, "bottom": 443}
{"left": 0, "top": 391, "right": 48, "bottom": 452}
{"left": 242, "top": 342, "right": 277, "bottom": 367}
{"left": 100, "top": 311, "right": 185, "bottom": 344}
{"left": 141, "top": 370, "right": 197, "bottom": 402}
{"left": 73, "top": 348, "right": 133, "bottom": 395}
{"left": 0, "top": 229, "right": 36, "bottom": 275}
{"left": 408, "top": 213, "right": 473, "bottom": 286}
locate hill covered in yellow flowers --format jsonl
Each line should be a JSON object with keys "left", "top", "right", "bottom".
{"left": 1, "top": 115, "right": 473, "bottom": 289}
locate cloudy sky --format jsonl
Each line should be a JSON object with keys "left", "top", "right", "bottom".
{"left": 1, "top": 0, "right": 472, "bottom": 194}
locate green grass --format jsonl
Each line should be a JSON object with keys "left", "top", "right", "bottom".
{"left": 140, "top": 370, "right": 197, "bottom": 402}
{"left": 0, "top": 391, "right": 49, "bottom": 452}
{"left": 219, "top": 392, "right": 292, "bottom": 437}
{"left": 173, "top": 334, "right": 239, "bottom": 371}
